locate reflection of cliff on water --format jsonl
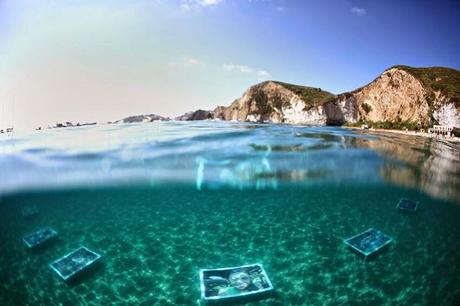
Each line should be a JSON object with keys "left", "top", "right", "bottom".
{"left": 353, "top": 131, "right": 460, "bottom": 203}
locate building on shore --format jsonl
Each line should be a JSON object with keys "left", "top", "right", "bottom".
{"left": 428, "top": 125, "right": 459, "bottom": 137}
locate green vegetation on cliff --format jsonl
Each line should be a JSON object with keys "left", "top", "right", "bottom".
{"left": 392, "top": 65, "right": 460, "bottom": 107}
{"left": 345, "top": 120, "right": 424, "bottom": 131}
{"left": 248, "top": 81, "right": 336, "bottom": 117}
{"left": 274, "top": 82, "right": 336, "bottom": 110}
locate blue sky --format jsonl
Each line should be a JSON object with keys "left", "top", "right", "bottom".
{"left": 0, "top": 0, "right": 459, "bottom": 130}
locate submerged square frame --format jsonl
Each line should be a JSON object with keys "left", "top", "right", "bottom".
{"left": 344, "top": 228, "right": 392, "bottom": 257}
{"left": 23, "top": 227, "right": 58, "bottom": 249}
{"left": 21, "top": 204, "right": 39, "bottom": 217}
{"left": 199, "top": 263, "right": 274, "bottom": 302}
{"left": 397, "top": 198, "right": 419, "bottom": 212}
{"left": 50, "top": 247, "right": 102, "bottom": 281}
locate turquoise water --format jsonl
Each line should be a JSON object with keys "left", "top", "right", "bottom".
{"left": 0, "top": 122, "right": 459, "bottom": 305}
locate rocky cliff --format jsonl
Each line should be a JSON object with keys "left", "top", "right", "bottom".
{"left": 212, "top": 66, "right": 460, "bottom": 128}
{"left": 337, "top": 65, "right": 460, "bottom": 128}
{"left": 214, "top": 81, "right": 337, "bottom": 124}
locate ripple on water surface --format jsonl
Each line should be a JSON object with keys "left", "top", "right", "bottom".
{"left": 1, "top": 122, "right": 459, "bottom": 202}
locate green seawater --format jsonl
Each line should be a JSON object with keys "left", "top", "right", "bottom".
{"left": 1, "top": 184, "right": 459, "bottom": 305}
{"left": 1, "top": 122, "right": 460, "bottom": 304}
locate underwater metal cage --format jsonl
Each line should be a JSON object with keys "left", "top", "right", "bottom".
{"left": 23, "top": 227, "right": 58, "bottom": 249}
{"left": 397, "top": 198, "right": 419, "bottom": 212}
{"left": 21, "top": 204, "right": 39, "bottom": 218}
{"left": 199, "top": 263, "right": 274, "bottom": 302}
{"left": 50, "top": 246, "right": 101, "bottom": 281}
{"left": 344, "top": 228, "right": 392, "bottom": 257}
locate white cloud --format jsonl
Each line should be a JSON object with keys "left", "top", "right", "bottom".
{"left": 180, "top": 0, "right": 286, "bottom": 11}
{"left": 181, "top": 0, "right": 223, "bottom": 9}
{"left": 223, "top": 64, "right": 271, "bottom": 80}
{"left": 169, "top": 57, "right": 202, "bottom": 68}
{"left": 257, "top": 70, "right": 271, "bottom": 78}
{"left": 222, "top": 64, "right": 254, "bottom": 73}
{"left": 350, "top": 7, "right": 367, "bottom": 16}
{"left": 199, "top": 0, "right": 223, "bottom": 6}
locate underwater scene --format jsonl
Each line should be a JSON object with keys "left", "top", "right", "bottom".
{"left": 0, "top": 121, "right": 459, "bottom": 305}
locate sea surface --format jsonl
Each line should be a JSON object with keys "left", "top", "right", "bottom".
{"left": 0, "top": 121, "right": 459, "bottom": 305}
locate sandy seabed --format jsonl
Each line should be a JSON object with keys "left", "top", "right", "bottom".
{"left": 0, "top": 185, "right": 459, "bottom": 305}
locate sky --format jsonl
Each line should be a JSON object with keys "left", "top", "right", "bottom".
{"left": 0, "top": 0, "right": 460, "bottom": 131}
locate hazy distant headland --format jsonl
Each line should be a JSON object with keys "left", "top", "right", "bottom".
{"left": 34, "top": 121, "right": 97, "bottom": 131}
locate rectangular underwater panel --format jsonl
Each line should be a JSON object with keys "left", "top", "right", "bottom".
{"left": 21, "top": 204, "right": 39, "bottom": 217}
{"left": 200, "top": 263, "right": 274, "bottom": 302}
{"left": 23, "top": 228, "right": 58, "bottom": 248}
{"left": 50, "top": 247, "right": 101, "bottom": 281}
{"left": 344, "top": 228, "right": 392, "bottom": 257}
{"left": 397, "top": 198, "right": 419, "bottom": 212}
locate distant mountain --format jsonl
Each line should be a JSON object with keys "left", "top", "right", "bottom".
{"left": 182, "top": 65, "right": 460, "bottom": 129}
{"left": 115, "top": 114, "right": 170, "bottom": 123}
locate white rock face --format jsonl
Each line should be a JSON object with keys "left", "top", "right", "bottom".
{"left": 282, "top": 97, "right": 327, "bottom": 125}
{"left": 323, "top": 96, "right": 359, "bottom": 125}
{"left": 433, "top": 103, "right": 460, "bottom": 127}
{"left": 246, "top": 114, "right": 260, "bottom": 122}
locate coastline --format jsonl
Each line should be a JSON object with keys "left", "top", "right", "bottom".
{"left": 345, "top": 126, "right": 460, "bottom": 143}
